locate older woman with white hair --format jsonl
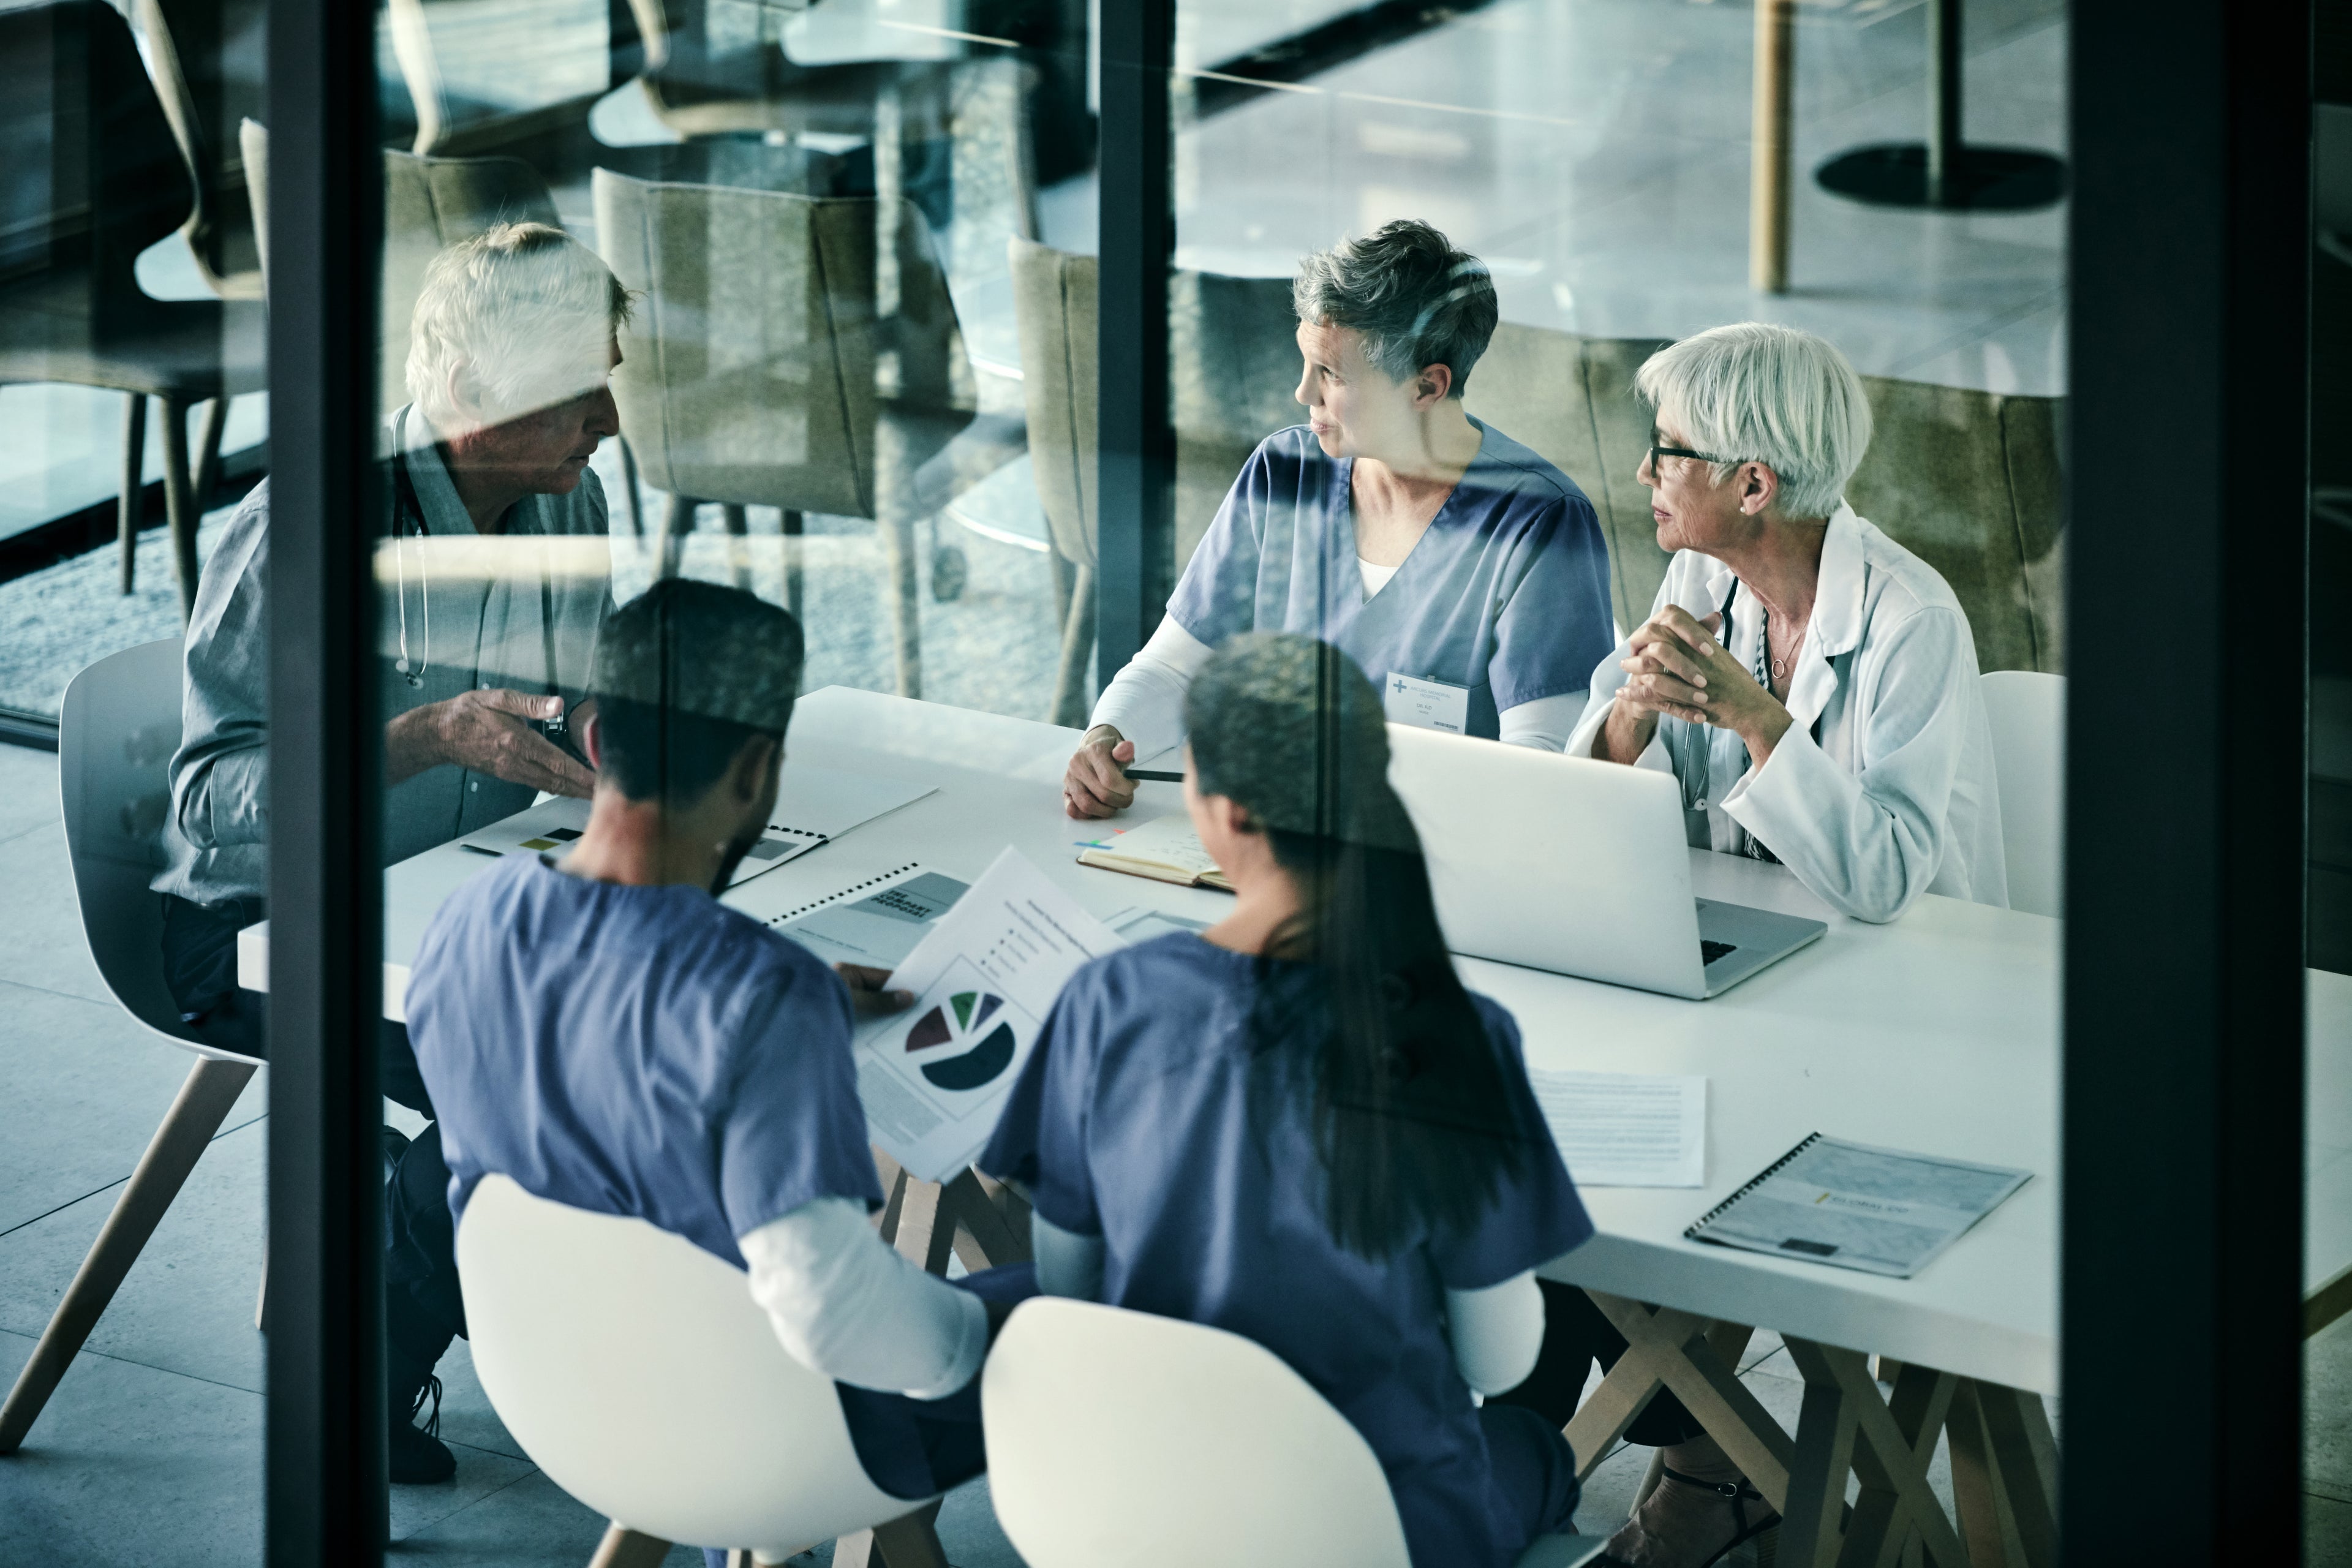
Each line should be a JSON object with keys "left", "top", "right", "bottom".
{"left": 1566, "top": 322, "right": 2006, "bottom": 925}
{"left": 1063, "top": 219, "right": 1616, "bottom": 816}
{"left": 154, "top": 221, "right": 628, "bottom": 1488}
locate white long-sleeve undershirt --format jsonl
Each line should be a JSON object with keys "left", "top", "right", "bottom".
{"left": 1028, "top": 1212, "right": 1544, "bottom": 1396}
{"left": 739, "top": 1196, "right": 989, "bottom": 1400}
{"left": 1087, "top": 615, "right": 1586, "bottom": 759}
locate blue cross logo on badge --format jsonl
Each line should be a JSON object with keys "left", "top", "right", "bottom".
{"left": 1392, "top": 677, "right": 1408, "bottom": 694}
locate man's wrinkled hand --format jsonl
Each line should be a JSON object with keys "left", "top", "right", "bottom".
{"left": 389, "top": 688, "right": 595, "bottom": 796}
{"left": 837, "top": 963, "right": 914, "bottom": 1019}
{"left": 1063, "top": 726, "right": 1137, "bottom": 819}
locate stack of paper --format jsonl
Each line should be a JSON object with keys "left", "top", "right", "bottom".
{"left": 1528, "top": 1068, "right": 1708, "bottom": 1188}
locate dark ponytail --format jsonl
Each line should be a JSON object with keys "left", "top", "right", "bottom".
{"left": 1185, "top": 635, "right": 1535, "bottom": 1261}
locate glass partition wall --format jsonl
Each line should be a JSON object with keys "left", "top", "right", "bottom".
{"left": 0, "top": 0, "right": 2325, "bottom": 1563}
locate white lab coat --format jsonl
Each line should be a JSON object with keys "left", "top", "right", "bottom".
{"left": 1565, "top": 504, "right": 2008, "bottom": 923}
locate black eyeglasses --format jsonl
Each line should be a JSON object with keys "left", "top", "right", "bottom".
{"left": 1647, "top": 428, "right": 1722, "bottom": 477}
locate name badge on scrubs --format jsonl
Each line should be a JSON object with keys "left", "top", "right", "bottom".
{"left": 1382, "top": 672, "right": 1469, "bottom": 734}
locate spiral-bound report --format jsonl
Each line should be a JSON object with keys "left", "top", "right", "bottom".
{"left": 1684, "top": 1133, "right": 2030, "bottom": 1278}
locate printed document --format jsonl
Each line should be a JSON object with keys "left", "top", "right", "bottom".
{"left": 854, "top": 847, "right": 1123, "bottom": 1182}
{"left": 1529, "top": 1069, "right": 1706, "bottom": 1187}
{"left": 783, "top": 869, "right": 970, "bottom": 969}
{"left": 460, "top": 763, "right": 933, "bottom": 888}
{"left": 1686, "top": 1134, "right": 2030, "bottom": 1278}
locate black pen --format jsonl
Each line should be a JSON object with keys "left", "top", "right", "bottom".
{"left": 1123, "top": 768, "right": 1184, "bottom": 783}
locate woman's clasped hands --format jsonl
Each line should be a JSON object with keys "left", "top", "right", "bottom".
{"left": 1607, "top": 605, "right": 1793, "bottom": 763}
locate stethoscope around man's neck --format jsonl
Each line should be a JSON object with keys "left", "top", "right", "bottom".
{"left": 392, "top": 408, "right": 431, "bottom": 689}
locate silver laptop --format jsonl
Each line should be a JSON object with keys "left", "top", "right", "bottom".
{"left": 1385, "top": 725, "right": 1826, "bottom": 999}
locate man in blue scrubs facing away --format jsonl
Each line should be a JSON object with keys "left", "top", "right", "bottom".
{"left": 407, "top": 581, "right": 1020, "bottom": 1558}
{"left": 1065, "top": 219, "right": 1616, "bottom": 816}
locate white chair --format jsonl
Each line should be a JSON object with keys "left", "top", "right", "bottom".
{"left": 1980, "top": 670, "right": 2065, "bottom": 918}
{"left": 980, "top": 1297, "right": 1612, "bottom": 1568}
{"left": 456, "top": 1173, "right": 949, "bottom": 1567}
{"left": 0, "top": 639, "right": 265, "bottom": 1455}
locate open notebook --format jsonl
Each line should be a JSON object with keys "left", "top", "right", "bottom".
{"left": 1075, "top": 815, "right": 1233, "bottom": 892}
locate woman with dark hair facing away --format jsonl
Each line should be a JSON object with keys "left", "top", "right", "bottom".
{"left": 985, "top": 633, "right": 1595, "bottom": 1567}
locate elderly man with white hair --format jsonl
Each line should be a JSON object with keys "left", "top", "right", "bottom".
{"left": 1566, "top": 321, "right": 2006, "bottom": 926}
{"left": 154, "top": 221, "right": 625, "bottom": 1484}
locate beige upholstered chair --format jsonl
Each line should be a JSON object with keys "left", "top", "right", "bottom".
{"left": 596, "top": 168, "right": 983, "bottom": 698}
{"left": 1009, "top": 245, "right": 1302, "bottom": 724}
{"left": 1008, "top": 238, "right": 1099, "bottom": 727}
{"left": 384, "top": 0, "right": 618, "bottom": 156}
{"left": 1468, "top": 328, "right": 2067, "bottom": 675}
{"left": 1465, "top": 327, "right": 1670, "bottom": 639}
{"left": 619, "top": 0, "right": 883, "bottom": 142}
{"left": 0, "top": 0, "right": 264, "bottom": 620}
{"left": 134, "top": 0, "right": 266, "bottom": 303}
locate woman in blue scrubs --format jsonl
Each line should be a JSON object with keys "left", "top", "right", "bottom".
{"left": 993, "top": 633, "right": 1596, "bottom": 1567}
{"left": 1062, "top": 220, "right": 1616, "bottom": 818}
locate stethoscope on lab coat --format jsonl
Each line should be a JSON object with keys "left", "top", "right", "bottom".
{"left": 1675, "top": 579, "right": 1822, "bottom": 865}
{"left": 388, "top": 407, "right": 568, "bottom": 742}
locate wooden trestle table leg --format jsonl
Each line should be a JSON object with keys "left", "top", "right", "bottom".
{"left": 853, "top": 1152, "right": 1035, "bottom": 1568}
{"left": 1566, "top": 1292, "right": 1794, "bottom": 1511}
{"left": 1779, "top": 1335, "right": 2057, "bottom": 1568}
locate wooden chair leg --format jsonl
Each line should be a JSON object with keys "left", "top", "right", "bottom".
{"left": 0, "top": 1056, "right": 257, "bottom": 1453}
{"left": 720, "top": 503, "right": 752, "bottom": 591}
{"left": 118, "top": 391, "right": 148, "bottom": 595}
{"left": 586, "top": 1521, "right": 673, "bottom": 1568}
{"left": 1050, "top": 562, "right": 1094, "bottom": 728}
{"left": 616, "top": 434, "right": 646, "bottom": 540}
{"left": 781, "top": 508, "right": 804, "bottom": 622}
{"left": 880, "top": 507, "right": 922, "bottom": 699}
{"left": 159, "top": 396, "right": 200, "bottom": 622}
{"left": 192, "top": 394, "right": 228, "bottom": 517}
{"left": 660, "top": 494, "right": 696, "bottom": 581}
{"left": 835, "top": 1499, "right": 946, "bottom": 1568}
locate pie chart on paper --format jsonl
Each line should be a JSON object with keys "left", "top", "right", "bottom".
{"left": 905, "top": 989, "right": 1017, "bottom": 1090}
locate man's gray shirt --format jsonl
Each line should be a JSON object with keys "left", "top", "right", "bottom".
{"left": 157, "top": 406, "right": 616, "bottom": 907}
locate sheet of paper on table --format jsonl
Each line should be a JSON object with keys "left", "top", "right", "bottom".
{"left": 853, "top": 846, "right": 1124, "bottom": 1183}
{"left": 458, "top": 764, "right": 935, "bottom": 889}
{"left": 1529, "top": 1069, "right": 1707, "bottom": 1188}
{"left": 1685, "top": 1133, "right": 2031, "bottom": 1279}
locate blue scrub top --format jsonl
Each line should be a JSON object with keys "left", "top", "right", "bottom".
{"left": 981, "top": 933, "right": 1594, "bottom": 1568}
{"left": 407, "top": 854, "right": 883, "bottom": 1266}
{"left": 1167, "top": 420, "right": 1615, "bottom": 739}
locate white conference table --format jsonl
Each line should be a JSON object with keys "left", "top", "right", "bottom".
{"left": 241, "top": 686, "right": 2352, "bottom": 1564}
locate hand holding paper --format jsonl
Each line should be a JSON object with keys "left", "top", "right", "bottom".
{"left": 854, "top": 847, "right": 1123, "bottom": 1182}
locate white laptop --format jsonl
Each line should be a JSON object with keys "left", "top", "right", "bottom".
{"left": 1385, "top": 725, "right": 1826, "bottom": 999}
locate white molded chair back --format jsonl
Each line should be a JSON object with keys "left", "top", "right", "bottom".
{"left": 983, "top": 1297, "right": 1413, "bottom": 1566}
{"left": 984, "top": 1298, "right": 1609, "bottom": 1568}
{"left": 59, "top": 638, "right": 228, "bottom": 1054}
{"left": 1980, "top": 670, "right": 2065, "bottom": 918}
{"left": 457, "top": 1173, "right": 929, "bottom": 1559}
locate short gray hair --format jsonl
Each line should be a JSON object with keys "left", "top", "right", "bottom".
{"left": 406, "top": 222, "right": 631, "bottom": 429}
{"left": 1634, "top": 323, "right": 1873, "bottom": 520}
{"left": 1292, "top": 219, "right": 1498, "bottom": 395}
